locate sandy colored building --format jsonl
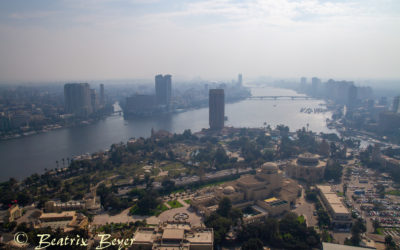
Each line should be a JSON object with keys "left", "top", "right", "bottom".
{"left": 131, "top": 221, "right": 213, "bottom": 250}
{"left": 257, "top": 197, "right": 290, "bottom": 216}
{"left": 0, "top": 204, "right": 22, "bottom": 224}
{"left": 286, "top": 153, "right": 326, "bottom": 183}
{"left": 191, "top": 162, "right": 301, "bottom": 217}
{"left": 317, "top": 185, "right": 352, "bottom": 229}
{"left": 37, "top": 211, "right": 88, "bottom": 231}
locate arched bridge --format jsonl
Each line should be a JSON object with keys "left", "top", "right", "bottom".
{"left": 247, "top": 96, "right": 314, "bottom": 100}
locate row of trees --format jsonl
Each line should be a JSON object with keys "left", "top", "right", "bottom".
{"left": 238, "top": 212, "right": 321, "bottom": 250}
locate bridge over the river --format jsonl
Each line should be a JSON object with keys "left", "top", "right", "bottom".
{"left": 247, "top": 96, "right": 314, "bottom": 100}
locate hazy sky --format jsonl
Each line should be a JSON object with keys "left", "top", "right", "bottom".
{"left": 0, "top": 0, "right": 399, "bottom": 82}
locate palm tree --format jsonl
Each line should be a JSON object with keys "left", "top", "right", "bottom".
{"left": 56, "top": 161, "right": 59, "bottom": 168}
{"left": 62, "top": 158, "right": 65, "bottom": 167}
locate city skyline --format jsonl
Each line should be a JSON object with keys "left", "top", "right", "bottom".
{"left": 0, "top": 0, "right": 399, "bottom": 82}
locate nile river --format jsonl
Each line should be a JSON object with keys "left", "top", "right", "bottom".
{"left": 0, "top": 87, "right": 335, "bottom": 181}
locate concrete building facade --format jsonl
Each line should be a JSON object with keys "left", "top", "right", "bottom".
{"left": 317, "top": 185, "right": 352, "bottom": 229}
{"left": 209, "top": 89, "right": 225, "bottom": 130}
{"left": 131, "top": 221, "right": 213, "bottom": 250}
{"left": 155, "top": 74, "right": 172, "bottom": 107}
{"left": 64, "top": 83, "right": 93, "bottom": 117}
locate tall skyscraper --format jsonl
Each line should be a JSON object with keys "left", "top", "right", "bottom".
{"left": 347, "top": 85, "right": 358, "bottom": 109}
{"left": 209, "top": 89, "right": 225, "bottom": 130}
{"left": 300, "top": 77, "right": 307, "bottom": 91}
{"left": 155, "top": 74, "right": 172, "bottom": 107}
{"left": 311, "top": 77, "right": 321, "bottom": 96}
{"left": 238, "top": 74, "right": 243, "bottom": 86}
{"left": 64, "top": 83, "right": 92, "bottom": 116}
{"left": 393, "top": 96, "right": 400, "bottom": 113}
{"left": 90, "top": 89, "right": 100, "bottom": 112}
{"left": 100, "top": 84, "right": 105, "bottom": 106}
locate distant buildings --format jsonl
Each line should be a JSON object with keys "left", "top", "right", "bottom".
{"left": 300, "top": 77, "right": 307, "bottom": 90}
{"left": 311, "top": 77, "right": 321, "bottom": 96}
{"left": 64, "top": 83, "right": 92, "bottom": 116}
{"left": 100, "top": 83, "right": 105, "bottom": 106}
{"left": 64, "top": 83, "right": 104, "bottom": 117}
{"left": 124, "top": 74, "right": 172, "bottom": 117}
{"left": 393, "top": 96, "right": 400, "bottom": 113}
{"left": 155, "top": 74, "right": 172, "bottom": 107}
{"left": 125, "top": 94, "right": 156, "bottom": 116}
{"left": 209, "top": 89, "right": 225, "bottom": 130}
{"left": 347, "top": 84, "right": 358, "bottom": 109}
{"left": 238, "top": 74, "right": 243, "bottom": 86}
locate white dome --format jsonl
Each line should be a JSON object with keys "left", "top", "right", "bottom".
{"left": 223, "top": 186, "right": 235, "bottom": 194}
{"left": 261, "top": 162, "right": 278, "bottom": 172}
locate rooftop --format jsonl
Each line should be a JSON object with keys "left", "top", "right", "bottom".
{"left": 317, "top": 185, "right": 350, "bottom": 215}
{"left": 162, "top": 228, "right": 185, "bottom": 240}
{"left": 187, "top": 230, "right": 213, "bottom": 244}
{"left": 39, "top": 211, "right": 76, "bottom": 219}
{"left": 133, "top": 229, "right": 155, "bottom": 243}
{"left": 322, "top": 242, "right": 375, "bottom": 250}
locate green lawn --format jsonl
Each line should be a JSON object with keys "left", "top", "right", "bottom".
{"left": 386, "top": 190, "right": 400, "bottom": 196}
{"left": 129, "top": 203, "right": 169, "bottom": 217}
{"left": 154, "top": 204, "right": 169, "bottom": 216}
{"left": 184, "top": 199, "right": 191, "bottom": 204}
{"left": 167, "top": 200, "right": 184, "bottom": 209}
{"left": 376, "top": 228, "right": 384, "bottom": 235}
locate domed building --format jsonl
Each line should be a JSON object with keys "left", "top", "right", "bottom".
{"left": 286, "top": 153, "right": 326, "bottom": 183}
{"left": 223, "top": 186, "right": 235, "bottom": 195}
{"left": 192, "top": 161, "right": 302, "bottom": 216}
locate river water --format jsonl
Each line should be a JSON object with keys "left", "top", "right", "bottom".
{"left": 0, "top": 87, "right": 335, "bottom": 181}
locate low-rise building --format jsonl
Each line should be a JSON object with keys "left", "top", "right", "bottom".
{"left": 0, "top": 204, "right": 22, "bottom": 225}
{"left": 191, "top": 162, "right": 301, "bottom": 217}
{"left": 37, "top": 211, "right": 88, "bottom": 232}
{"left": 131, "top": 221, "right": 213, "bottom": 250}
{"left": 256, "top": 197, "right": 290, "bottom": 216}
{"left": 317, "top": 185, "right": 352, "bottom": 229}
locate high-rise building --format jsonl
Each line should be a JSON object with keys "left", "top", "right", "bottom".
{"left": 393, "top": 96, "right": 400, "bottom": 113}
{"left": 155, "top": 74, "right": 172, "bottom": 107}
{"left": 90, "top": 89, "right": 100, "bottom": 112}
{"left": 300, "top": 77, "right": 307, "bottom": 91}
{"left": 64, "top": 83, "right": 92, "bottom": 116}
{"left": 238, "top": 74, "right": 243, "bottom": 86}
{"left": 209, "top": 89, "right": 225, "bottom": 130}
{"left": 100, "top": 84, "right": 105, "bottom": 106}
{"left": 311, "top": 77, "right": 321, "bottom": 96}
{"left": 347, "top": 84, "right": 358, "bottom": 109}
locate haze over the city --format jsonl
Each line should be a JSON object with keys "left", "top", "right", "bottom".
{"left": 0, "top": 0, "right": 399, "bottom": 82}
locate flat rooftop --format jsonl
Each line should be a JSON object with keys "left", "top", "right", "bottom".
{"left": 317, "top": 185, "right": 350, "bottom": 215}
{"left": 162, "top": 228, "right": 185, "bottom": 240}
{"left": 187, "top": 231, "right": 213, "bottom": 244}
{"left": 323, "top": 242, "right": 375, "bottom": 250}
{"left": 40, "top": 211, "right": 76, "bottom": 219}
{"left": 134, "top": 229, "right": 155, "bottom": 243}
